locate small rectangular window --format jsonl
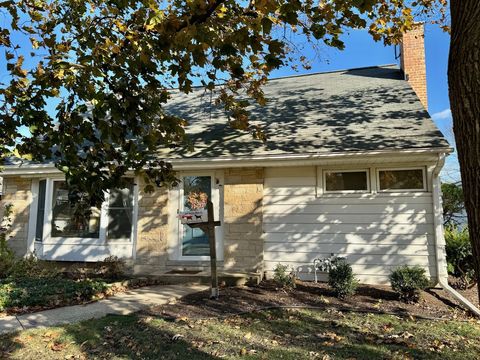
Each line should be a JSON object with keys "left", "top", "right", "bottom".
{"left": 107, "top": 179, "right": 134, "bottom": 240}
{"left": 378, "top": 169, "right": 425, "bottom": 191}
{"left": 324, "top": 170, "right": 369, "bottom": 192}
{"left": 35, "top": 179, "right": 46, "bottom": 242}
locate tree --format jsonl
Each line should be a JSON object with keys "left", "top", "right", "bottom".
{"left": 448, "top": 0, "right": 480, "bottom": 302}
{"left": 0, "top": 0, "right": 448, "bottom": 204}
{"left": 441, "top": 182, "right": 465, "bottom": 227}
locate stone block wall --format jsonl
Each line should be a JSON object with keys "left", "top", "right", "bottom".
{"left": 0, "top": 171, "right": 266, "bottom": 274}
{"left": 0, "top": 177, "right": 32, "bottom": 256}
{"left": 134, "top": 178, "right": 170, "bottom": 266}
{"left": 223, "top": 168, "right": 264, "bottom": 273}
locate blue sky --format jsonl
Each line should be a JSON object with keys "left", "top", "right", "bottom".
{"left": 270, "top": 25, "right": 458, "bottom": 182}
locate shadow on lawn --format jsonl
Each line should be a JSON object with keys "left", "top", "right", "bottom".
{"left": 223, "top": 309, "right": 449, "bottom": 359}
{"left": 0, "top": 314, "right": 218, "bottom": 359}
{"left": 0, "top": 308, "right": 464, "bottom": 359}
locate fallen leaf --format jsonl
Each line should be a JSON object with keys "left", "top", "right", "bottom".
{"left": 48, "top": 341, "right": 66, "bottom": 352}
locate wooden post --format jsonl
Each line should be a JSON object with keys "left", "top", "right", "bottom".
{"left": 206, "top": 200, "right": 219, "bottom": 299}
{"left": 184, "top": 201, "right": 221, "bottom": 299}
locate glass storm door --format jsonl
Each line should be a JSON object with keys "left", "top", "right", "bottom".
{"left": 180, "top": 175, "right": 212, "bottom": 256}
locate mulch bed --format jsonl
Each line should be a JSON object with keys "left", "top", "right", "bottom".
{"left": 147, "top": 280, "right": 479, "bottom": 321}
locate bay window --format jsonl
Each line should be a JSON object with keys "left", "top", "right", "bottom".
{"left": 35, "top": 178, "right": 136, "bottom": 245}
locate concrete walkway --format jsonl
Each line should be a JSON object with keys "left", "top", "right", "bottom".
{"left": 0, "top": 284, "right": 207, "bottom": 335}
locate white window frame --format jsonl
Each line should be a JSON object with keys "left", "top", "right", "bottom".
{"left": 168, "top": 170, "right": 224, "bottom": 262}
{"left": 40, "top": 177, "right": 138, "bottom": 246}
{"left": 322, "top": 169, "right": 370, "bottom": 194}
{"left": 376, "top": 167, "right": 427, "bottom": 192}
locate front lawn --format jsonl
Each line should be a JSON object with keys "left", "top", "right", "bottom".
{"left": 1, "top": 308, "right": 479, "bottom": 359}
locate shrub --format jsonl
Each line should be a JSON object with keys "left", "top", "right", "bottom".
{"left": 328, "top": 260, "right": 358, "bottom": 298}
{"left": 0, "top": 277, "right": 109, "bottom": 311}
{"left": 94, "top": 256, "right": 127, "bottom": 280}
{"left": 445, "top": 226, "right": 474, "bottom": 289}
{"left": 9, "top": 255, "right": 61, "bottom": 280}
{"left": 273, "top": 263, "right": 296, "bottom": 288}
{"left": 0, "top": 204, "right": 16, "bottom": 279}
{"left": 390, "top": 266, "right": 430, "bottom": 303}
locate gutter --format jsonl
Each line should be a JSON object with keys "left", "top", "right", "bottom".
{"left": 432, "top": 153, "right": 480, "bottom": 317}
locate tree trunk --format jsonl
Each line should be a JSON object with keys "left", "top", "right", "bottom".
{"left": 448, "top": 0, "right": 480, "bottom": 303}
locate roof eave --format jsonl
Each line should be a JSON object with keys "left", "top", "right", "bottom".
{"left": 0, "top": 147, "right": 453, "bottom": 175}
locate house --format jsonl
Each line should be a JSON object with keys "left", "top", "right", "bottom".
{"left": 0, "top": 25, "right": 452, "bottom": 285}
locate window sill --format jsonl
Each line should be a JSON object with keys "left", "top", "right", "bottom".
{"left": 42, "top": 237, "right": 132, "bottom": 245}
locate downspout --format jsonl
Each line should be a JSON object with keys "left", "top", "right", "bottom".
{"left": 432, "top": 153, "right": 480, "bottom": 317}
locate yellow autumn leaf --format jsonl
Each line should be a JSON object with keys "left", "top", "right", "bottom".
{"left": 217, "top": 4, "right": 227, "bottom": 18}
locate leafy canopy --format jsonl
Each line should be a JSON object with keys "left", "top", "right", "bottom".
{"left": 441, "top": 182, "right": 465, "bottom": 226}
{"left": 0, "top": 0, "right": 448, "bottom": 203}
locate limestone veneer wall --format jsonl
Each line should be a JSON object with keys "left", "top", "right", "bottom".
{"left": 134, "top": 177, "right": 170, "bottom": 267}
{"left": 0, "top": 177, "right": 32, "bottom": 256}
{"left": 223, "top": 168, "right": 264, "bottom": 273}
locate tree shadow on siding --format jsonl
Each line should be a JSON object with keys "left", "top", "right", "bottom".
{"left": 262, "top": 191, "right": 439, "bottom": 285}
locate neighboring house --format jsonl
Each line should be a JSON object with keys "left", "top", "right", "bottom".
{"left": 0, "top": 25, "right": 452, "bottom": 284}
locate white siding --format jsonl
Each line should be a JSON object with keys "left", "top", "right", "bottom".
{"left": 263, "top": 166, "right": 437, "bottom": 284}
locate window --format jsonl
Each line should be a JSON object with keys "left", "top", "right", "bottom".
{"left": 35, "top": 179, "right": 46, "bottom": 242}
{"left": 378, "top": 168, "right": 425, "bottom": 191}
{"left": 107, "top": 180, "right": 134, "bottom": 240}
{"left": 41, "top": 179, "right": 136, "bottom": 242}
{"left": 51, "top": 181, "right": 101, "bottom": 238}
{"left": 324, "top": 170, "right": 369, "bottom": 192}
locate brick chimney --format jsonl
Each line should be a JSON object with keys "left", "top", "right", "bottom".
{"left": 400, "top": 23, "right": 428, "bottom": 110}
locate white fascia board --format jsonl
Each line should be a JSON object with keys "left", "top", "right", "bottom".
{"left": 168, "top": 147, "right": 453, "bottom": 170}
{"left": 0, "top": 163, "right": 60, "bottom": 176}
{"left": 1, "top": 147, "right": 453, "bottom": 175}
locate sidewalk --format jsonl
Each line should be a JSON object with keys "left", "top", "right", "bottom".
{"left": 0, "top": 284, "right": 207, "bottom": 335}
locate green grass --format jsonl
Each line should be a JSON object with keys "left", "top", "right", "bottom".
{"left": 1, "top": 309, "right": 479, "bottom": 359}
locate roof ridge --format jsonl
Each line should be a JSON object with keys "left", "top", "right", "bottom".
{"left": 171, "top": 64, "right": 400, "bottom": 91}
{"left": 266, "top": 64, "right": 398, "bottom": 82}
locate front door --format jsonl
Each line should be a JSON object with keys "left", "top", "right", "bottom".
{"left": 177, "top": 172, "right": 223, "bottom": 260}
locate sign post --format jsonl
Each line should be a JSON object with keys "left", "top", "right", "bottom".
{"left": 178, "top": 200, "right": 221, "bottom": 299}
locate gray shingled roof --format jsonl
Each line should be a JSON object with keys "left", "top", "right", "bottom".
{"left": 163, "top": 65, "right": 449, "bottom": 159}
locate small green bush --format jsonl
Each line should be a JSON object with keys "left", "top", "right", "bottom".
{"left": 273, "top": 263, "right": 296, "bottom": 288}
{"left": 328, "top": 260, "right": 358, "bottom": 298}
{"left": 9, "top": 255, "right": 61, "bottom": 280}
{"left": 94, "top": 256, "right": 127, "bottom": 280}
{"left": 445, "top": 226, "right": 474, "bottom": 289}
{"left": 390, "top": 266, "right": 430, "bottom": 303}
{"left": 0, "top": 204, "right": 16, "bottom": 279}
{"left": 0, "top": 277, "right": 109, "bottom": 311}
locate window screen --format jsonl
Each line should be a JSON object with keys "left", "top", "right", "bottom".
{"left": 378, "top": 169, "right": 424, "bottom": 190}
{"left": 325, "top": 171, "right": 368, "bottom": 192}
